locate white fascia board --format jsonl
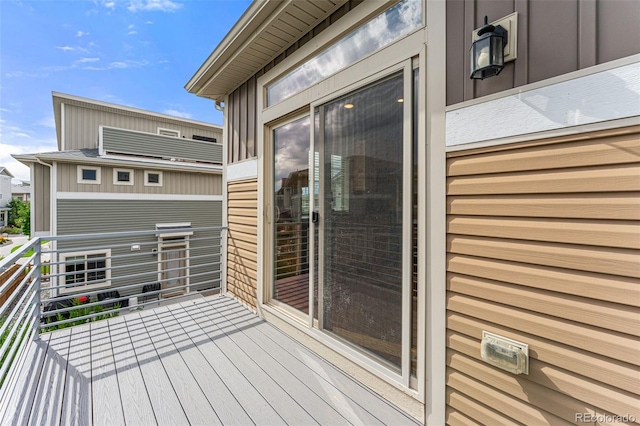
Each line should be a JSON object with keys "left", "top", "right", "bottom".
{"left": 57, "top": 192, "right": 222, "bottom": 201}
{"left": 227, "top": 158, "right": 258, "bottom": 182}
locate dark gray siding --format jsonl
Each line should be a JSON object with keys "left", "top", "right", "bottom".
{"left": 102, "top": 127, "right": 222, "bottom": 164}
{"left": 446, "top": 0, "right": 640, "bottom": 105}
{"left": 226, "top": 0, "right": 364, "bottom": 163}
{"left": 56, "top": 200, "right": 222, "bottom": 297}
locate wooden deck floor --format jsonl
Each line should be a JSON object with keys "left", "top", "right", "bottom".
{"left": 1, "top": 295, "right": 418, "bottom": 426}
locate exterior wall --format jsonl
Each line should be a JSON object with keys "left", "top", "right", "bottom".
{"left": 33, "top": 163, "right": 50, "bottom": 234}
{"left": 226, "top": 179, "right": 258, "bottom": 310}
{"left": 445, "top": 125, "right": 640, "bottom": 425}
{"left": 57, "top": 199, "right": 222, "bottom": 297}
{"left": 64, "top": 103, "right": 221, "bottom": 151}
{"left": 57, "top": 163, "right": 222, "bottom": 195}
{"left": 0, "top": 174, "right": 11, "bottom": 208}
{"left": 101, "top": 127, "right": 222, "bottom": 164}
{"left": 445, "top": 0, "right": 640, "bottom": 105}
{"left": 226, "top": 0, "right": 363, "bottom": 164}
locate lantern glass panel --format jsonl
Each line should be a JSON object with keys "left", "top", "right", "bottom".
{"left": 491, "top": 36, "right": 504, "bottom": 66}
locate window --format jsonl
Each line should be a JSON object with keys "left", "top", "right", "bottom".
{"left": 266, "top": 0, "right": 422, "bottom": 106}
{"left": 113, "top": 168, "right": 134, "bottom": 186}
{"left": 157, "top": 127, "right": 180, "bottom": 137}
{"left": 144, "top": 170, "right": 163, "bottom": 187}
{"left": 77, "top": 165, "right": 101, "bottom": 184}
{"left": 61, "top": 250, "right": 111, "bottom": 292}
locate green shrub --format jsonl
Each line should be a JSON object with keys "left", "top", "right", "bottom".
{"left": 0, "top": 227, "right": 22, "bottom": 235}
{"left": 41, "top": 299, "right": 120, "bottom": 333}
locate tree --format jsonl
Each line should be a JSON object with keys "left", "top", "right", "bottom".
{"left": 7, "top": 199, "right": 25, "bottom": 227}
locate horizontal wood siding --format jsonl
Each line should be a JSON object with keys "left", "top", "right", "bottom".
{"left": 445, "top": 126, "right": 640, "bottom": 425}
{"left": 227, "top": 179, "right": 258, "bottom": 310}
{"left": 56, "top": 200, "right": 222, "bottom": 297}
{"left": 102, "top": 127, "right": 222, "bottom": 164}
{"left": 64, "top": 103, "right": 221, "bottom": 151}
{"left": 57, "top": 163, "right": 222, "bottom": 195}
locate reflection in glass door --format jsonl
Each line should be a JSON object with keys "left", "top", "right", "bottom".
{"left": 273, "top": 116, "right": 311, "bottom": 313}
{"left": 319, "top": 73, "right": 406, "bottom": 369}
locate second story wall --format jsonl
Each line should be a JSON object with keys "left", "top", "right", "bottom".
{"left": 33, "top": 163, "right": 50, "bottom": 234}
{"left": 63, "top": 102, "right": 221, "bottom": 151}
{"left": 0, "top": 174, "right": 11, "bottom": 208}
{"left": 56, "top": 163, "right": 222, "bottom": 195}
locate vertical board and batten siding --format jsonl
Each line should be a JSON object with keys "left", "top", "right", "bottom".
{"left": 63, "top": 103, "right": 221, "bottom": 151}
{"left": 102, "top": 127, "right": 222, "bottom": 164}
{"left": 57, "top": 163, "right": 222, "bottom": 195}
{"left": 445, "top": 125, "right": 640, "bottom": 425}
{"left": 446, "top": 0, "right": 640, "bottom": 105}
{"left": 226, "top": 0, "right": 363, "bottom": 164}
{"left": 227, "top": 179, "right": 259, "bottom": 310}
{"left": 57, "top": 200, "right": 222, "bottom": 297}
{"left": 33, "top": 163, "right": 51, "bottom": 234}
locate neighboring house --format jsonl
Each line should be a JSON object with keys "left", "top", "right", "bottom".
{"left": 11, "top": 181, "right": 30, "bottom": 202}
{"left": 0, "top": 167, "right": 14, "bottom": 228}
{"left": 13, "top": 92, "right": 223, "bottom": 299}
{"left": 186, "top": 1, "right": 640, "bottom": 425}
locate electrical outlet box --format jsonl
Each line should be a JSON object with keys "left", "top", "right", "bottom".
{"left": 472, "top": 12, "right": 518, "bottom": 63}
{"left": 481, "top": 331, "right": 529, "bottom": 375}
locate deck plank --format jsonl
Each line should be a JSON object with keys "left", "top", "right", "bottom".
{"left": 183, "top": 301, "right": 320, "bottom": 425}
{"left": 60, "top": 324, "right": 92, "bottom": 426}
{"left": 137, "top": 307, "right": 222, "bottom": 426}
{"left": 108, "top": 316, "right": 157, "bottom": 425}
{"left": 165, "top": 304, "right": 285, "bottom": 426}
{"left": 206, "top": 297, "right": 419, "bottom": 425}
{"left": 90, "top": 319, "right": 125, "bottom": 426}
{"left": 207, "top": 299, "right": 387, "bottom": 426}
{"left": 28, "top": 328, "right": 71, "bottom": 426}
{"left": 0, "top": 332, "right": 50, "bottom": 424}
{"left": 123, "top": 312, "right": 190, "bottom": 426}
{"left": 152, "top": 307, "right": 254, "bottom": 425}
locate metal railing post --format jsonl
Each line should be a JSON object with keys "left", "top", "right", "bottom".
{"left": 33, "top": 238, "right": 41, "bottom": 341}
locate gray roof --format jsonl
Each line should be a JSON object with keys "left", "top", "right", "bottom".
{"left": 37, "top": 149, "right": 100, "bottom": 160}
{"left": 0, "top": 167, "right": 15, "bottom": 177}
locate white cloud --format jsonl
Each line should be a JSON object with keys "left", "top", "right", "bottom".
{"left": 146, "top": 20, "right": 153, "bottom": 24}
{"left": 56, "top": 46, "right": 75, "bottom": 52}
{"left": 128, "top": 30, "right": 137, "bottom": 35}
{"left": 76, "top": 57, "right": 100, "bottom": 63}
{"left": 163, "top": 109, "right": 192, "bottom": 119}
{"left": 0, "top": 108, "right": 10, "bottom": 113}
{"left": 128, "top": 24, "right": 135, "bottom": 29}
{"left": 84, "top": 59, "right": 148, "bottom": 71}
{"left": 127, "top": 0, "right": 182, "bottom": 12}
{"left": 36, "top": 117, "right": 55, "bottom": 128}
{"left": 103, "top": 1, "right": 116, "bottom": 9}
{"left": 1, "top": 141, "right": 58, "bottom": 183}
{"left": 76, "top": 30, "right": 89, "bottom": 37}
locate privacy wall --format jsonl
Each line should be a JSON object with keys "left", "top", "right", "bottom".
{"left": 445, "top": 125, "right": 640, "bottom": 424}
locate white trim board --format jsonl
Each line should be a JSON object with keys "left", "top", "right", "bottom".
{"left": 57, "top": 192, "right": 222, "bottom": 201}
{"left": 446, "top": 61, "right": 640, "bottom": 148}
{"left": 226, "top": 158, "right": 258, "bottom": 182}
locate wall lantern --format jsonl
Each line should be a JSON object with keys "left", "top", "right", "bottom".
{"left": 470, "top": 16, "right": 508, "bottom": 80}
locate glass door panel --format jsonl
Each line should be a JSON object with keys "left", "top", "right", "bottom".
{"left": 273, "top": 116, "right": 311, "bottom": 313}
{"left": 320, "top": 73, "right": 405, "bottom": 369}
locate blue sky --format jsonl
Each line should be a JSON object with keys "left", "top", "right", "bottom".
{"left": 0, "top": 0, "right": 252, "bottom": 183}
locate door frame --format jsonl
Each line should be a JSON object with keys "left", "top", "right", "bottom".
{"left": 157, "top": 237, "right": 190, "bottom": 298}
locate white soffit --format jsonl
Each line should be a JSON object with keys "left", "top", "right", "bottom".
{"left": 186, "top": 0, "right": 348, "bottom": 101}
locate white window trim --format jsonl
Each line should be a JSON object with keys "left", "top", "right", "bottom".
{"left": 59, "top": 249, "right": 112, "bottom": 294}
{"left": 157, "top": 127, "right": 180, "bottom": 138}
{"left": 144, "top": 170, "right": 163, "bottom": 187}
{"left": 113, "top": 168, "right": 134, "bottom": 186}
{"left": 77, "top": 165, "right": 101, "bottom": 185}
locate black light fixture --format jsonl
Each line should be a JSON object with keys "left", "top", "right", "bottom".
{"left": 470, "top": 16, "right": 508, "bottom": 80}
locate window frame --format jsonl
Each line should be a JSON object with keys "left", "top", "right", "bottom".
{"left": 144, "top": 170, "right": 163, "bottom": 187}
{"left": 77, "top": 165, "right": 101, "bottom": 185}
{"left": 59, "top": 249, "right": 112, "bottom": 294}
{"left": 113, "top": 168, "right": 134, "bottom": 186}
{"left": 258, "top": 14, "right": 426, "bottom": 395}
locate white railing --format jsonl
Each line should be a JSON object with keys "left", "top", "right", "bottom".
{"left": 0, "top": 226, "right": 224, "bottom": 399}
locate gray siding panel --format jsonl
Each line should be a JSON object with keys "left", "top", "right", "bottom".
{"left": 34, "top": 163, "right": 50, "bottom": 233}
{"left": 64, "top": 104, "right": 221, "bottom": 151}
{"left": 56, "top": 200, "right": 222, "bottom": 297}
{"left": 57, "top": 163, "right": 222, "bottom": 195}
{"left": 102, "top": 127, "right": 222, "bottom": 164}
{"left": 445, "top": 0, "right": 640, "bottom": 105}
